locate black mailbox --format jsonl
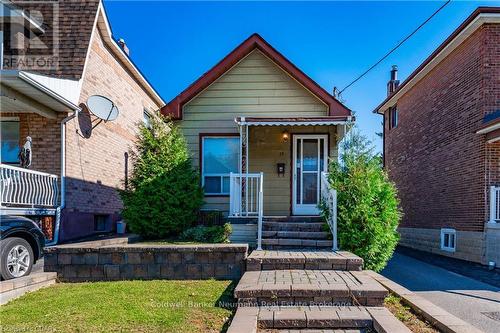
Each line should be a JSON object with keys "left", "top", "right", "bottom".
{"left": 277, "top": 163, "right": 285, "bottom": 176}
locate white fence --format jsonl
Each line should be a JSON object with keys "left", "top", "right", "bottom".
{"left": 489, "top": 186, "right": 500, "bottom": 223}
{"left": 229, "top": 172, "right": 264, "bottom": 249}
{"left": 0, "top": 164, "right": 59, "bottom": 208}
{"left": 320, "top": 172, "right": 338, "bottom": 251}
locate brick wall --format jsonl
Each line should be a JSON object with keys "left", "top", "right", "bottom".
{"left": 385, "top": 25, "right": 497, "bottom": 233}
{"left": 44, "top": 244, "right": 248, "bottom": 282}
{"left": 60, "top": 27, "right": 161, "bottom": 241}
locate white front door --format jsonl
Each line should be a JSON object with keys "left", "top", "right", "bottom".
{"left": 292, "top": 135, "right": 328, "bottom": 215}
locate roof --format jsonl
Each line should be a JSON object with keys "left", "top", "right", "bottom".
{"left": 1, "top": 0, "right": 164, "bottom": 106}
{"left": 235, "top": 116, "right": 353, "bottom": 127}
{"left": 2, "top": 0, "right": 100, "bottom": 79}
{"left": 161, "top": 33, "right": 351, "bottom": 120}
{"left": 374, "top": 6, "right": 500, "bottom": 114}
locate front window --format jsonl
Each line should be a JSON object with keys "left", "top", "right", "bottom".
{"left": 1, "top": 120, "right": 20, "bottom": 164}
{"left": 201, "top": 136, "right": 239, "bottom": 195}
{"left": 143, "top": 110, "right": 152, "bottom": 129}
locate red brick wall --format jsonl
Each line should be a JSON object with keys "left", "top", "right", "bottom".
{"left": 60, "top": 27, "right": 161, "bottom": 241}
{"left": 384, "top": 24, "right": 499, "bottom": 233}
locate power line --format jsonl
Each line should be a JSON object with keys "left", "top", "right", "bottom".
{"left": 339, "top": 0, "right": 451, "bottom": 95}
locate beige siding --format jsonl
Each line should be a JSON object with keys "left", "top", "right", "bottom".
{"left": 178, "top": 49, "right": 335, "bottom": 214}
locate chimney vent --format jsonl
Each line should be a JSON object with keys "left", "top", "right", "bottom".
{"left": 118, "top": 38, "right": 129, "bottom": 56}
{"left": 387, "top": 65, "right": 400, "bottom": 96}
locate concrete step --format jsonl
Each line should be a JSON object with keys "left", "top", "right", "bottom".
{"left": 262, "top": 238, "right": 333, "bottom": 249}
{"left": 263, "top": 222, "right": 325, "bottom": 232}
{"left": 264, "top": 216, "right": 323, "bottom": 223}
{"left": 0, "top": 272, "right": 57, "bottom": 305}
{"left": 246, "top": 250, "right": 363, "bottom": 271}
{"left": 235, "top": 270, "right": 388, "bottom": 307}
{"left": 262, "top": 231, "right": 330, "bottom": 239}
{"left": 228, "top": 306, "right": 412, "bottom": 333}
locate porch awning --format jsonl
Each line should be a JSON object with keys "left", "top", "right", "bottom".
{"left": 477, "top": 111, "right": 500, "bottom": 143}
{"left": 0, "top": 70, "right": 79, "bottom": 119}
{"left": 235, "top": 116, "right": 353, "bottom": 126}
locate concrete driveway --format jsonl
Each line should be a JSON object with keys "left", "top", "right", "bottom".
{"left": 382, "top": 252, "right": 500, "bottom": 333}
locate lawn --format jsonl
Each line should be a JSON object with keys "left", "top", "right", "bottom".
{"left": 1, "top": 280, "right": 236, "bottom": 333}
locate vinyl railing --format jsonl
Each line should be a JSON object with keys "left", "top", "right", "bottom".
{"left": 489, "top": 186, "right": 500, "bottom": 223}
{"left": 229, "top": 172, "right": 264, "bottom": 250}
{"left": 320, "top": 172, "right": 338, "bottom": 251}
{"left": 0, "top": 164, "right": 59, "bottom": 208}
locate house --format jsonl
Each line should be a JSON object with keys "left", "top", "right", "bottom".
{"left": 162, "top": 33, "right": 353, "bottom": 248}
{"left": 374, "top": 7, "right": 500, "bottom": 266}
{"left": 0, "top": 0, "right": 164, "bottom": 243}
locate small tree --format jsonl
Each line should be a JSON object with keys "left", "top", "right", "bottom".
{"left": 120, "top": 115, "right": 203, "bottom": 239}
{"left": 325, "top": 129, "right": 401, "bottom": 271}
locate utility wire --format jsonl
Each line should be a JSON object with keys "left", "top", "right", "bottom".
{"left": 339, "top": 0, "right": 451, "bottom": 95}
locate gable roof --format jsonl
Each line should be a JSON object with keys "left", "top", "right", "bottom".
{"left": 161, "top": 33, "right": 351, "bottom": 120}
{"left": 374, "top": 6, "right": 500, "bottom": 114}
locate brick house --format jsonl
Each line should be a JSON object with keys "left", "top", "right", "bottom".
{"left": 0, "top": 0, "right": 164, "bottom": 243}
{"left": 374, "top": 7, "right": 500, "bottom": 265}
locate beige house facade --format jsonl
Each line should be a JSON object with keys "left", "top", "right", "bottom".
{"left": 162, "top": 34, "right": 353, "bottom": 220}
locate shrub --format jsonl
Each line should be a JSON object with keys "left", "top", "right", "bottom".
{"left": 180, "top": 223, "right": 232, "bottom": 243}
{"left": 322, "top": 130, "right": 401, "bottom": 271}
{"left": 120, "top": 115, "right": 204, "bottom": 239}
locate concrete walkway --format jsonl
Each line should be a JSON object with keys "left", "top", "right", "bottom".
{"left": 382, "top": 252, "right": 500, "bottom": 333}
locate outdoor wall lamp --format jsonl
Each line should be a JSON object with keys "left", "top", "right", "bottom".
{"left": 281, "top": 130, "right": 289, "bottom": 143}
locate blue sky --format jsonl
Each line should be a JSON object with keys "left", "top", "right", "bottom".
{"left": 105, "top": 0, "right": 499, "bottom": 151}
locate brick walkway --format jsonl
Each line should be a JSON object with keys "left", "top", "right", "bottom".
{"left": 235, "top": 269, "right": 387, "bottom": 306}
{"left": 228, "top": 250, "right": 412, "bottom": 333}
{"left": 247, "top": 251, "right": 363, "bottom": 271}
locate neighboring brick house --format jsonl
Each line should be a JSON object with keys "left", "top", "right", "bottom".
{"left": 374, "top": 7, "right": 500, "bottom": 265}
{"left": 0, "top": 0, "right": 164, "bottom": 243}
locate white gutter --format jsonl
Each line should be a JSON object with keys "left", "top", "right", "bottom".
{"left": 45, "top": 108, "right": 79, "bottom": 246}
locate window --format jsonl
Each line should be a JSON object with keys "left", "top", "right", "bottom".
{"left": 440, "top": 228, "right": 456, "bottom": 252}
{"left": 94, "top": 215, "right": 109, "bottom": 232}
{"left": 388, "top": 106, "right": 398, "bottom": 129}
{"left": 201, "top": 136, "right": 239, "bottom": 195}
{"left": 143, "top": 110, "right": 152, "bottom": 129}
{"left": 1, "top": 120, "right": 20, "bottom": 164}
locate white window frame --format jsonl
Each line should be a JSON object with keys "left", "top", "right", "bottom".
{"left": 201, "top": 136, "right": 240, "bottom": 196}
{"left": 440, "top": 228, "right": 456, "bottom": 252}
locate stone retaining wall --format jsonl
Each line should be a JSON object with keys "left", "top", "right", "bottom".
{"left": 44, "top": 244, "right": 248, "bottom": 282}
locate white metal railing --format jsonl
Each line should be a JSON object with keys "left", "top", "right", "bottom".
{"left": 321, "top": 172, "right": 338, "bottom": 251}
{"left": 229, "top": 172, "right": 264, "bottom": 249}
{"left": 489, "top": 186, "right": 500, "bottom": 223}
{"left": 0, "top": 164, "right": 59, "bottom": 208}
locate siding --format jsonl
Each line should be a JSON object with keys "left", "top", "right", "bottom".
{"left": 179, "top": 49, "right": 335, "bottom": 214}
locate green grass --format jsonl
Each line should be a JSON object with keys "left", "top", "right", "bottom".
{"left": 1, "top": 280, "right": 236, "bottom": 333}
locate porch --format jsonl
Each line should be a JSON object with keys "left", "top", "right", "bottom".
{"left": 221, "top": 117, "right": 346, "bottom": 250}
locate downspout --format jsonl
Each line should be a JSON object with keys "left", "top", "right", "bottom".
{"left": 46, "top": 108, "right": 79, "bottom": 246}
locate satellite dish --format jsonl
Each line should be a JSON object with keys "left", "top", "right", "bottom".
{"left": 87, "top": 95, "right": 119, "bottom": 122}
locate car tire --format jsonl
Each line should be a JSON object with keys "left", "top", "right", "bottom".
{"left": 0, "top": 237, "right": 34, "bottom": 280}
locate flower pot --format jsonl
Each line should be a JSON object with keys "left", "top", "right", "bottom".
{"left": 116, "top": 221, "right": 127, "bottom": 234}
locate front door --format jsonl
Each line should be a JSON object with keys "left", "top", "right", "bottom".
{"left": 292, "top": 135, "right": 328, "bottom": 215}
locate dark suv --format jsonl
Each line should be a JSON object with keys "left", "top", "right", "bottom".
{"left": 0, "top": 215, "right": 45, "bottom": 280}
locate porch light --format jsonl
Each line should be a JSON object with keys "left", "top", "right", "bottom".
{"left": 281, "top": 130, "right": 289, "bottom": 143}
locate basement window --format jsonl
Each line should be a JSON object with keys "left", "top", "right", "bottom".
{"left": 440, "top": 228, "right": 456, "bottom": 252}
{"left": 94, "top": 215, "right": 109, "bottom": 232}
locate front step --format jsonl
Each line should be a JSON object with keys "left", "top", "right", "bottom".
{"left": 228, "top": 306, "right": 412, "bottom": 333}
{"left": 262, "top": 238, "right": 333, "bottom": 250}
{"left": 263, "top": 222, "right": 325, "bottom": 232}
{"left": 262, "top": 231, "right": 330, "bottom": 239}
{"left": 235, "top": 270, "right": 388, "bottom": 307}
{"left": 247, "top": 251, "right": 363, "bottom": 271}
{"left": 264, "top": 216, "right": 323, "bottom": 223}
